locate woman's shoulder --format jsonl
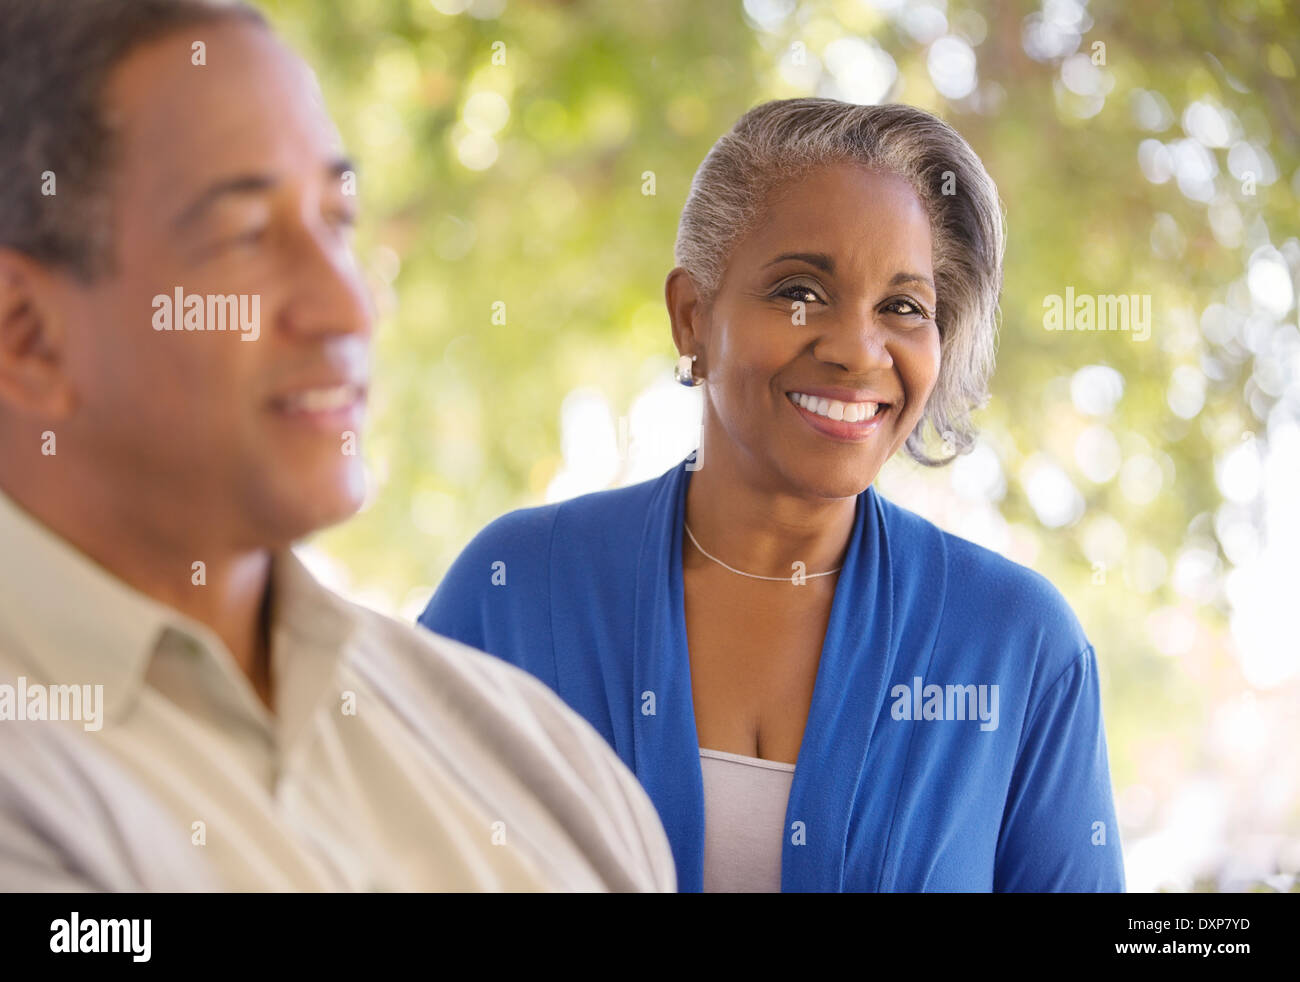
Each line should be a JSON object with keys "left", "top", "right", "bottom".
{"left": 420, "top": 469, "right": 674, "bottom": 662}
{"left": 874, "top": 489, "right": 1091, "bottom": 654}
{"left": 444, "top": 467, "right": 673, "bottom": 579}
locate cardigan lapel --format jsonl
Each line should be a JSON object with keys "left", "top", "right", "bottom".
{"left": 630, "top": 459, "right": 915, "bottom": 893}
{"left": 629, "top": 460, "right": 706, "bottom": 891}
{"left": 780, "top": 484, "right": 901, "bottom": 890}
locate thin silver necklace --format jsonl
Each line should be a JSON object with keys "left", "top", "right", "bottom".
{"left": 683, "top": 522, "right": 843, "bottom": 581}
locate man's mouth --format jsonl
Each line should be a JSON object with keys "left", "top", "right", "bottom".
{"left": 269, "top": 382, "right": 368, "bottom": 433}
{"left": 272, "top": 383, "right": 366, "bottom": 414}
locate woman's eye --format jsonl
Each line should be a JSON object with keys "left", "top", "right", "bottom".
{"left": 885, "top": 298, "right": 929, "bottom": 318}
{"left": 775, "top": 282, "right": 824, "bottom": 305}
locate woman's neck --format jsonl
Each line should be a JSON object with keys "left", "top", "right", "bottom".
{"left": 682, "top": 448, "right": 857, "bottom": 580}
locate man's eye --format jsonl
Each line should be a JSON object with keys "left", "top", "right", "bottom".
{"left": 229, "top": 226, "right": 267, "bottom": 248}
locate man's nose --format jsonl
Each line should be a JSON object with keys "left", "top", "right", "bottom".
{"left": 276, "top": 217, "right": 373, "bottom": 341}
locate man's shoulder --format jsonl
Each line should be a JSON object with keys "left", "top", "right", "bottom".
{"left": 352, "top": 600, "right": 630, "bottom": 748}
{"left": 338, "top": 602, "right": 676, "bottom": 890}
{"left": 0, "top": 667, "right": 219, "bottom": 891}
{"left": 352, "top": 599, "right": 560, "bottom": 706}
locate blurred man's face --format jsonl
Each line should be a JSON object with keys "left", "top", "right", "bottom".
{"left": 50, "top": 20, "right": 371, "bottom": 548}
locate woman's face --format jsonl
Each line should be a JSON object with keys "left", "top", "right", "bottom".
{"left": 684, "top": 161, "right": 941, "bottom": 499}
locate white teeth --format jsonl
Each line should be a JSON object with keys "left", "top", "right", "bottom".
{"left": 282, "top": 385, "right": 357, "bottom": 412}
{"left": 788, "top": 392, "right": 881, "bottom": 422}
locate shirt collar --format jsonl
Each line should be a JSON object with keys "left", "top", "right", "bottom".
{"left": 0, "top": 485, "right": 359, "bottom": 738}
{"left": 0, "top": 485, "right": 174, "bottom": 721}
{"left": 267, "top": 547, "right": 360, "bottom": 755}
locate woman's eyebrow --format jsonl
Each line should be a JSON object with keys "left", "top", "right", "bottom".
{"left": 762, "top": 255, "right": 934, "bottom": 296}
{"left": 890, "top": 272, "right": 935, "bottom": 293}
{"left": 764, "top": 251, "right": 835, "bottom": 273}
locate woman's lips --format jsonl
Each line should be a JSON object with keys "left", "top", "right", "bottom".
{"left": 787, "top": 390, "right": 889, "bottom": 441}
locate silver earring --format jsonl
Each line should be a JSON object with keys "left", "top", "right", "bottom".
{"left": 675, "top": 353, "right": 703, "bottom": 387}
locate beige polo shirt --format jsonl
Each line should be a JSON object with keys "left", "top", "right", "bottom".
{"left": 0, "top": 488, "right": 676, "bottom": 892}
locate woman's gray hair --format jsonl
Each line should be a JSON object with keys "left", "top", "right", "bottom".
{"left": 673, "top": 97, "right": 1005, "bottom": 467}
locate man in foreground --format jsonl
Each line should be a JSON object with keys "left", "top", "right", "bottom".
{"left": 0, "top": 0, "right": 675, "bottom": 891}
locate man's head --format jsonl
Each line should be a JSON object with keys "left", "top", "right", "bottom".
{"left": 0, "top": 0, "right": 372, "bottom": 551}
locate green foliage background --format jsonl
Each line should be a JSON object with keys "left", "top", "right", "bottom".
{"left": 258, "top": 0, "right": 1300, "bottom": 892}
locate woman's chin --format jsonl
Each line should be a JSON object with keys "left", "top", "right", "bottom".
{"left": 779, "top": 455, "right": 879, "bottom": 501}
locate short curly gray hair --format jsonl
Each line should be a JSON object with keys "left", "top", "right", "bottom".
{"left": 674, "top": 98, "right": 1005, "bottom": 467}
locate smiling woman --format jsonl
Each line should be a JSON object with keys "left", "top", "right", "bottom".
{"left": 673, "top": 99, "right": 1002, "bottom": 473}
{"left": 421, "top": 97, "right": 1126, "bottom": 894}
{"left": 670, "top": 160, "right": 944, "bottom": 503}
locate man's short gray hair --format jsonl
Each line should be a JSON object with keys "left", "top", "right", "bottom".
{"left": 674, "top": 98, "right": 1006, "bottom": 467}
{"left": 0, "top": 0, "right": 267, "bottom": 281}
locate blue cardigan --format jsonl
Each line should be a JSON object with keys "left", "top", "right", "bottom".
{"left": 419, "top": 458, "right": 1126, "bottom": 892}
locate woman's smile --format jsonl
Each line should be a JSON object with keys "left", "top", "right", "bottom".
{"left": 786, "top": 390, "right": 892, "bottom": 442}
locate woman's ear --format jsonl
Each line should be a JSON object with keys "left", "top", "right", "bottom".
{"left": 0, "top": 250, "right": 76, "bottom": 419}
{"left": 665, "top": 266, "right": 708, "bottom": 367}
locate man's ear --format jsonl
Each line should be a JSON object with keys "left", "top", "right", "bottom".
{"left": 0, "top": 249, "right": 76, "bottom": 419}
{"left": 665, "top": 266, "right": 708, "bottom": 375}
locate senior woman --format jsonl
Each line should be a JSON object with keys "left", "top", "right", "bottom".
{"left": 419, "top": 97, "right": 1125, "bottom": 893}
